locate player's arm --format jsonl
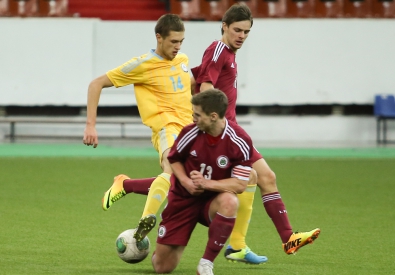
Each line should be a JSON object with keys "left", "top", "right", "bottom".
{"left": 170, "top": 162, "right": 204, "bottom": 196}
{"left": 83, "top": 74, "right": 114, "bottom": 148}
{"left": 190, "top": 170, "right": 247, "bottom": 194}
{"left": 200, "top": 82, "right": 214, "bottom": 93}
{"left": 190, "top": 75, "right": 196, "bottom": 95}
{"left": 190, "top": 165, "right": 254, "bottom": 194}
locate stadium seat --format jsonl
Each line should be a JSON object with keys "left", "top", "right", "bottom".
{"left": 200, "top": 0, "right": 229, "bottom": 21}
{"left": 38, "top": 0, "right": 68, "bottom": 17}
{"left": 0, "top": 0, "right": 8, "bottom": 16}
{"left": 286, "top": 0, "right": 314, "bottom": 17}
{"left": 228, "top": 0, "right": 258, "bottom": 17}
{"left": 256, "top": 0, "right": 286, "bottom": 17}
{"left": 315, "top": 0, "right": 344, "bottom": 17}
{"left": 8, "top": 0, "right": 39, "bottom": 16}
{"left": 343, "top": 0, "right": 373, "bottom": 17}
{"left": 372, "top": 0, "right": 395, "bottom": 17}
{"left": 374, "top": 94, "right": 395, "bottom": 144}
{"left": 170, "top": 0, "right": 205, "bottom": 20}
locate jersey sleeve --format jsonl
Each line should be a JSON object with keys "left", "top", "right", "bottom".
{"left": 228, "top": 123, "right": 255, "bottom": 178}
{"left": 231, "top": 165, "right": 252, "bottom": 181}
{"left": 167, "top": 124, "right": 198, "bottom": 164}
{"left": 106, "top": 56, "right": 148, "bottom": 88}
{"left": 193, "top": 45, "right": 225, "bottom": 86}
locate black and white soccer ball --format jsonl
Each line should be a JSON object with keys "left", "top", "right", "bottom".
{"left": 115, "top": 228, "right": 150, "bottom": 264}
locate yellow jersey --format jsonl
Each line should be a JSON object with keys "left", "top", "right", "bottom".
{"left": 107, "top": 50, "right": 193, "bottom": 132}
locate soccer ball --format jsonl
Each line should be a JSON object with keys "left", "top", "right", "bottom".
{"left": 115, "top": 228, "right": 150, "bottom": 264}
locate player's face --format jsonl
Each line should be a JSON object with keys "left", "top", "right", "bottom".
{"left": 156, "top": 31, "right": 185, "bottom": 60}
{"left": 192, "top": 105, "right": 213, "bottom": 132}
{"left": 222, "top": 20, "right": 251, "bottom": 53}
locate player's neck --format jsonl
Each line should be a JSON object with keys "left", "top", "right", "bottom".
{"left": 220, "top": 38, "right": 237, "bottom": 54}
{"left": 206, "top": 119, "right": 225, "bottom": 137}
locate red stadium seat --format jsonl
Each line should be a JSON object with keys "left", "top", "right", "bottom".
{"left": 0, "top": 0, "right": 8, "bottom": 16}
{"left": 286, "top": 0, "right": 315, "bottom": 17}
{"left": 343, "top": 0, "right": 373, "bottom": 17}
{"left": 315, "top": 0, "right": 344, "bottom": 18}
{"left": 38, "top": 0, "right": 68, "bottom": 17}
{"left": 170, "top": 0, "right": 205, "bottom": 20}
{"left": 8, "top": 0, "right": 39, "bottom": 16}
{"left": 256, "top": 0, "right": 286, "bottom": 18}
{"left": 372, "top": 0, "right": 395, "bottom": 17}
{"left": 200, "top": 0, "right": 229, "bottom": 21}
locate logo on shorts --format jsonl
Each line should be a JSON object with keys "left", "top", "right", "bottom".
{"left": 158, "top": 225, "right": 166, "bottom": 238}
{"left": 216, "top": 155, "right": 229, "bottom": 168}
{"left": 181, "top": 63, "right": 188, "bottom": 72}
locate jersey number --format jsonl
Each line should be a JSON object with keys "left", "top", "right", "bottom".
{"left": 199, "top": 163, "right": 213, "bottom": 180}
{"left": 170, "top": 76, "right": 184, "bottom": 92}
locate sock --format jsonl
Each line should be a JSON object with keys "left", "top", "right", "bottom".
{"left": 123, "top": 177, "right": 155, "bottom": 195}
{"left": 262, "top": 192, "right": 293, "bottom": 243}
{"left": 228, "top": 184, "right": 256, "bottom": 250}
{"left": 141, "top": 173, "right": 171, "bottom": 217}
{"left": 203, "top": 213, "right": 235, "bottom": 262}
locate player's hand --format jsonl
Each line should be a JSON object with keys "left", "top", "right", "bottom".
{"left": 83, "top": 125, "right": 99, "bottom": 148}
{"left": 181, "top": 176, "right": 204, "bottom": 196}
{"left": 190, "top": 170, "right": 206, "bottom": 190}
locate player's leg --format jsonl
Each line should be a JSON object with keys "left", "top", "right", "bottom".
{"left": 197, "top": 193, "right": 238, "bottom": 274}
{"left": 134, "top": 124, "right": 182, "bottom": 241}
{"left": 225, "top": 165, "right": 268, "bottom": 264}
{"left": 254, "top": 157, "right": 320, "bottom": 254}
{"left": 102, "top": 124, "right": 180, "bottom": 212}
{"left": 152, "top": 243, "right": 185, "bottom": 274}
{"left": 102, "top": 175, "right": 154, "bottom": 211}
{"left": 154, "top": 191, "right": 197, "bottom": 273}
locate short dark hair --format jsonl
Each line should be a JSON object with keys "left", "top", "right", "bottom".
{"left": 155, "top": 14, "right": 185, "bottom": 39}
{"left": 191, "top": 89, "right": 228, "bottom": 119}
{"left": 221, "top": 3, "right": 253, "bottom": 35}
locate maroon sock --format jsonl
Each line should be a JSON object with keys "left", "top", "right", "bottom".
{"left": 203, "top": 213, "right": 235, "bottom": 262}
{"left": 262, "top": 192, "right": 293, "bottom": 243}
{"left": 123, "top": 177, "right": 155, "bottom": 195}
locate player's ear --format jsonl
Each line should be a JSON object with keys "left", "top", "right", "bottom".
{"left": 210, "top": 112, "right": 218, "bottom": 121}
{"left": 222, "top": 22, "right": 227, "bottom": 32}
{"left": 155, "top": 33, "right": 162, "bottom": 43}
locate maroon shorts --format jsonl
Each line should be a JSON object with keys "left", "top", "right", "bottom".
{"left": 251, "top": 146, "right": 263, "bottom": 164}
{"left": 156, "top": 191, "right": 215, "bottom": 246}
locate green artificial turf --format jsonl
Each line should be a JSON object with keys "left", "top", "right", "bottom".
{"left": 1, "top": 156, "right": 394, "bottom": 274}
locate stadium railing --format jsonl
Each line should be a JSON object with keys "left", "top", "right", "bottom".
{"left": 0, "top": 116, "right": 147, "bottom": 143}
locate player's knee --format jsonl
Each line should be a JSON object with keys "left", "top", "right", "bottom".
{"left": 258, "top": 169, "right": 277, "bottom": 189}
{"left": 152, "top": 260, "right": 176, "bottom": 274}
{"left": 218, "top": 193, "right": 238, "bottom": 216}
{"left": 161, "top": 159, "right": 172, "bottom": 174}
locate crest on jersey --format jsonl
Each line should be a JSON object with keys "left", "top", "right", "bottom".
{"left": 181, "top": 63, "right": 188, "bottom": 72}
{"left": 217, "top": 155, "right": 229, "bottom": 168}
{"left": 158, "top": 226, "right": 166, "bottom": 238}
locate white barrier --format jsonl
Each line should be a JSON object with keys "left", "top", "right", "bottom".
{"left": 1, "top": 18, "right": 395, "bottom": 106}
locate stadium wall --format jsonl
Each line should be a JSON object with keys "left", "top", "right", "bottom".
{"left": 1, "top": 18, "right": 395, "bottom": 105}
{"left": 1, "top": 18, "right": 394, "bottom": 144}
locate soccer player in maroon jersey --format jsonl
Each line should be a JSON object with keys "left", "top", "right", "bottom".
{"left": 152, "top": 89, "right": 259, "bottom": 275}
{"left": 191, "top": 4, "right": 320, "bottom": 261}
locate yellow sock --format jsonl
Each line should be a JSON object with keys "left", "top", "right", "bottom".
{"left": 142, "top": 173, "right": 171, "bottom": 217}
{"left": 229, "top": 184, "right": 257, "bottom": 250}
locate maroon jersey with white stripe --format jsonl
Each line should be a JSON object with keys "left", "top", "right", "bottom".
{"left": 167, "top": 119, "right": 253, "bottom": 198}
{"left": 191, "top": 41, "right": 238, "bottom": 123}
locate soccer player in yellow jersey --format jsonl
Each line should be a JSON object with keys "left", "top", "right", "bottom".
{"left": 83, "top": 13, "right": 265, "bottom": 264}
{"left": 83, "top": 14, "right": 193, "bottom": 241}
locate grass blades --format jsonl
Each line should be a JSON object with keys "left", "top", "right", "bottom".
{"left": 1, "top": 157, "right": 394, "bottom": 274}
